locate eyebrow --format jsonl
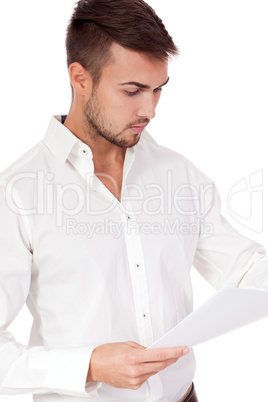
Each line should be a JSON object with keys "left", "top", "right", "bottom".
{"left": 119, "top": 77, "right": 170, "bottom": 90}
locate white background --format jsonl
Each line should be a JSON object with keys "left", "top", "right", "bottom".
{"left": 0, "top": 0, "right": 268, "bottom": 401}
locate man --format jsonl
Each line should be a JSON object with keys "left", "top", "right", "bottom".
{"left": 0, "top": 1, "right": 267, "bottom": 401}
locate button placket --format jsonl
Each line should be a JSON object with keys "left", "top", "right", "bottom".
{"left": 120, "top": 201, "right": 154, "bottom": 346}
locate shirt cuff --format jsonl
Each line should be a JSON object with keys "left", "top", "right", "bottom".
{"left": 46, "top": 346, "right": 100, "bottom": 396}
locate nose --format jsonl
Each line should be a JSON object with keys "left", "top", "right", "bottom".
{"left": 136, "top": 93, "right": 157, "bottom": 120}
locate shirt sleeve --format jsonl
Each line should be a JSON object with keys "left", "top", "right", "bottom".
{"left": 193, "top": 177, "right": 268, "bottom": 290}
{"left": 0, "top": 184, "right": 100, "bottom": 397}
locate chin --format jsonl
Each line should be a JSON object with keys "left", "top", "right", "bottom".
{"left": 125, "top": 135, "right": 141, "bottom": 148}
{"left": 114, "top": 133, "right": 141, "bottom": 148}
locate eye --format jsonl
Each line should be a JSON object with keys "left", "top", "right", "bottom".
{"left": 154, "top": 87, "right": 163, "bottom": 94}
{"left": 125, "top": 90, "right": 140, "bottom": 97}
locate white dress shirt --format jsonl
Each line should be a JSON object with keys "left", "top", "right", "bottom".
{"left": 0, "top": 115, "right": 268, "bottom": 402}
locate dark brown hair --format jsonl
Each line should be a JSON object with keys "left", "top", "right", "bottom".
{"left": 66, "top": 0, "right": 178, "bottom": 85}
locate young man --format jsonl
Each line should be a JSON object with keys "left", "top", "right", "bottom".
{"left": 0, "top": 1, "right": 267, "bottom": 401}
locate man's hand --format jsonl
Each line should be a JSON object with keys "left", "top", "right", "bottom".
{"left": 86, "top": 341, "right": 189, "bottom": 390}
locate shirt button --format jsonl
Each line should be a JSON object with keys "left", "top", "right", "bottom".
{"left": 142, "top": 313, "right": 147, "bottom": 319}
{"left": 135, "top": 263, "right": 142, "bottom": 270}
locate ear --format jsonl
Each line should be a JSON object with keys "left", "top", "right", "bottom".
{"left": 68, "top": 62, "right": 93, "bottom": 96}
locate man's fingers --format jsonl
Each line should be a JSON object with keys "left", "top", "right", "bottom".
{"left": 126, "top": 357, "right": 183, "bottom": 388}
{"left": 141, "top": 347, "right": 189, "bottom": 363}
{"left": 124, "top": 347, "right": 190, "bottom": 380}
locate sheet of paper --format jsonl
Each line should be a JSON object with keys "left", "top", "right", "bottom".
{"left": 148, "top": 286, "right": 268, "bottom": 349}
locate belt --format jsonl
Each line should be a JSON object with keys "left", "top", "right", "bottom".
{"left": 179, "top": 383, "right": 198, "bottom": 402}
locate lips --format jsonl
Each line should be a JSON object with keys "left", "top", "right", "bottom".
{"left": 129, "top": 124, "right": 147, "bottom": 134}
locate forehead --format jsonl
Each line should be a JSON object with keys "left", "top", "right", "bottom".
{"left": 101, "top": 42, "right": 169, "bottom": 86}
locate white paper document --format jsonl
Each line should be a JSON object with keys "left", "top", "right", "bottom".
{"left": 148, "top": 286, "right": 268, "bottom": 349}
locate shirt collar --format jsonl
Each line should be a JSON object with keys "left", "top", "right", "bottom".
{"left": 43, "top": 115, "right": 136, "bottom": 180}
{"left": 44, "top": 115, "right": 93, "bottom": 164}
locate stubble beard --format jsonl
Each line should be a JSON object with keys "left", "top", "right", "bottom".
{"left": 83, "top": 90, "right": 148, "bottom": 148}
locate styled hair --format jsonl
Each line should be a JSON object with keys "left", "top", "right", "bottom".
{"left": 66, "top": 0, "right": 179, "bottom": 85}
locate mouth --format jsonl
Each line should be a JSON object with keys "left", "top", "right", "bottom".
{"left": 129, "top": 124, "right": 148, "bottom": 134}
